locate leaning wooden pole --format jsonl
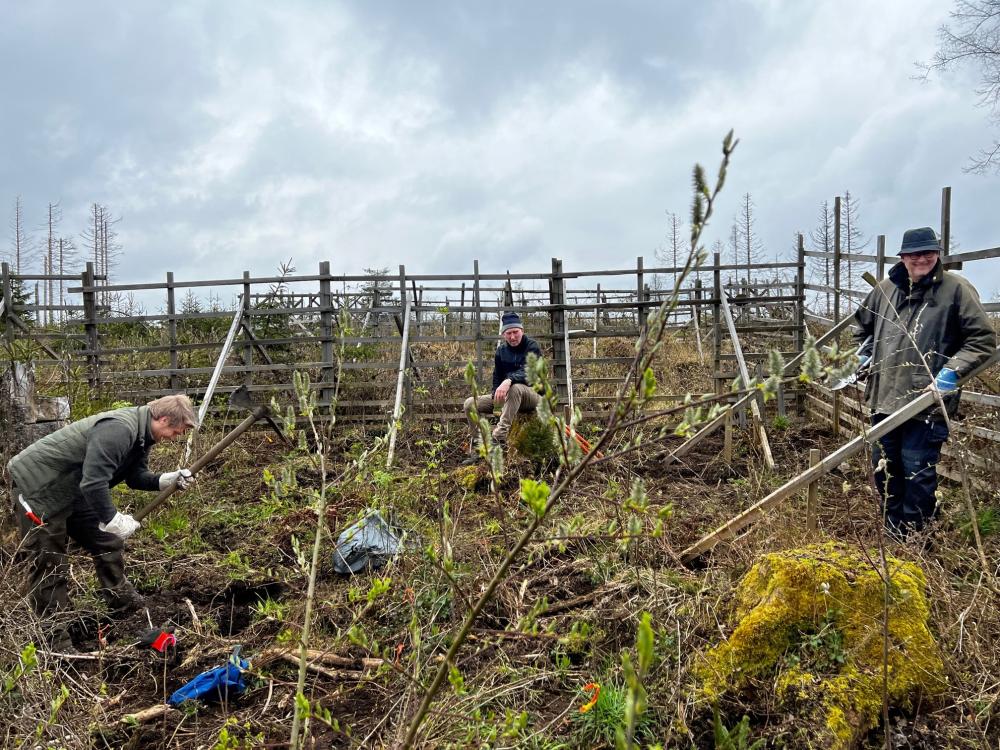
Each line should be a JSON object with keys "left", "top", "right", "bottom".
{"left": 719, "top": 291, "right": 775, "bottom": 470}
{"left": 680, "top": 348, "right": 1000, "bottom": 564}
{"left": 181, "top": 295, "right": 245, "bottom": 466}
{"left": 662, "top": 308, "right": 862, "bottom": 465}
{"left": 385, "top": 297, "right": 412, "bottom": 469}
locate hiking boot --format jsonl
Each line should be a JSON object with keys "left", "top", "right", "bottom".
{"left": 45, "top": 627, "right": 78, "bottom": 655}
{"left": 105, "top": 585, "right": 145, "bottom": 618}
{"left": 491, "top": 428, "right": 508, "bottom": 444}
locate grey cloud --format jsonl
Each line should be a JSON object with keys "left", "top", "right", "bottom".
{"left": 2, "top": 0, "right": 999, "bottom": 304}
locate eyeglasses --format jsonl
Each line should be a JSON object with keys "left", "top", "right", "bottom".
{"left": 900, "top": 250, "right": 939, "bottom": 260}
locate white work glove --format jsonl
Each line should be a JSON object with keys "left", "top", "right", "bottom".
{"left": 99, "top": 511, "right": 141, "bottom": 540}
{"left": 159, "top": 468, "right": 194, "bottom": 491}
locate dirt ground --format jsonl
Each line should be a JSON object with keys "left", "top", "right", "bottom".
{"left": 2, "top": 408, "right": 999, "bottom": 749}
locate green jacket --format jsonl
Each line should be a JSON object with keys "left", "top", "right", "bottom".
{"left": 8, "top": 405, "right": 162, "bottom": 522}
{"left": 852, "top": 260, "right": 996, "bottom": 419}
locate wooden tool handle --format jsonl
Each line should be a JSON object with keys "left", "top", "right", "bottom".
{"left": 134, "top": 407, "right": 265, "bottom": 522}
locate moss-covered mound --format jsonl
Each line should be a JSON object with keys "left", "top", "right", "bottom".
{"left": 696, "top": 542, "right": 945, "bottom": 749}
{"left": 509, "top": 414, "right": 558, "bottom": 464}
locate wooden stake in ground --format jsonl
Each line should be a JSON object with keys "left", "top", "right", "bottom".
{"left": 718, "top": 292, "right": 775, "bottom": 470}
{"left": 386, "top": 296, "right": 412, "bottom": 469}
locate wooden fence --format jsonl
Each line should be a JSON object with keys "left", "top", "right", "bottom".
{"left": 1, "top": 184, "right": 997, "bottom": 440}
{"left": 802, "top": 187, "right": 1000, "bottom": 325}
{"left": 804, "top": 378, "right": 1000, "bottom": 492}
{"left": 1, "top": 255, "right": 805, "bottom": 424}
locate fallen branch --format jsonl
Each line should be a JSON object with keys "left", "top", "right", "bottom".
{"left": 184, "top": 597, "right": 203, "bottom": 634}
{"left": 261, "top": 647, "right": 383, "bottom": 671}
{"left": 469, "top": 628, "right": 560, "bottom": 640}
{"left": 272, "top": 651, "right": 367, "bottom": 681}
{"left": 121, "top": 704, "right": 176, "bottom": 724}
{"left": 538, "top": 581, "right": 628, "bottom": 617}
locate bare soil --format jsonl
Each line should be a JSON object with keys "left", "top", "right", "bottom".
{"left": 2, "top": 410, "right": 999, "bottom": 749}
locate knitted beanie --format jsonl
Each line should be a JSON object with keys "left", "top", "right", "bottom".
{"left": 499, "top": 311, "right": 523, "bottom": 334}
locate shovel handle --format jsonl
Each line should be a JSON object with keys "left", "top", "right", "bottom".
{"left": 134, "top": 406, "right": 266, "bottom": 522}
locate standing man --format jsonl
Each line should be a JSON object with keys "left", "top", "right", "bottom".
{"left": 464, "top": 311, "right": 543, "bottom": 457}
{"left": 8, "top": 394, "right": 197, "bottom": 651}
{"left": 853, "top": 227, "right": 995, "bottom": 538}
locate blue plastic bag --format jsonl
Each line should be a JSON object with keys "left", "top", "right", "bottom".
{"left": 168, "top": 646, "right": 249, "bottom": 706}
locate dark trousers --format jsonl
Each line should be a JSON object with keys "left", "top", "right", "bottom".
{"left": 14, "top": 489, "right": 134, "bottom": 620}
{"left": 871, "top": 415, "right": 949, "bottom": 536}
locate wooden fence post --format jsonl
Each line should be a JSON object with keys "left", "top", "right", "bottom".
{"left": 719, "top": 292, "right": 775, "bottom": 469}
{"left": 460, "top": 282, "right": 466, "bottom": 334}
{"left": 691, "top": 294, "right": 705, "bottom": 365}
{"left": 593, "top": 283, "right": 600, "bottom": 358}
{"left": 723, "top": 409, "right": 733, "bottom": 464}
{"left": 166, "top": 272, "right": 180, "bottom": 391}
{"left": 386, "top": 297, "right": 411, "bottom": 468}
{"left": 790, "top": 233, "right": 807, "bottom": 415}
{"left": 82, "top": 262, "right": 100, "bottom": 389}
{"left": 399, "top": 265, "right": 412, "bottom": 412}
{"left": 636, "top": 256, "right": 647, "bottom": 330}
{"left": 795, "top": 234, "right": 806, "bottom": 356}
{"left": 319, "top": 261, "right": 334, "bottom": 406}
{"left": 941, "top": 186, "right": 958, "bottom": 269}
{"left": 412, "top": 280, "right": 422, "bottom": 338}
{"left": 242, "top": 272, "right": 252, "bottom": 387}
{"left": 473, "top": 261, "right": 483, "bottom": 386}
{"left": 832, "top": 391, "right": 841, "bottom": 436}
{"left": 806, "top": 448, "right": 820, "bottom": 532}
{"left": 1, "top": 262, "right": 13, "bottom": 347}
{"left": 550, "top": 257, "right": 568, "bottom": 403}
{"left": 833, "top": 196, "right": 842, "bottom": 323}
{"left": 876, "top": 235, "right": 886, "bottom": 280}
{"left": 694, "top": 278, "right": 703, "bottom": 327}
{"left": 712, "top": 252, "right": 722, "bottom": 395}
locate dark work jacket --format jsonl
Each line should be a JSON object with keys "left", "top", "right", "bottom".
{"left": 8, "top": 406, "right": 162, "bottom": 522}
{"left": 492, "top": 336, "right": 544, "bottom": 393}
{"left": 852, "top": 260, "right": 996, "bottom": 420}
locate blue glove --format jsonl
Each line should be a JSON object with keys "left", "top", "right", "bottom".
{"left": 933, "top": 368, "right": 959, "bottom": 393}
{"left": 857, "top": 354, "right": 871, "bottom": 371}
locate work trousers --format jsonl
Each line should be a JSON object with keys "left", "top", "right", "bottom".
{"left": 14, "top": 489, "right": 137, "bottom": 621}
{"left": 870, "top": 415, "right": 949, "bottom": 536}
{"left": 464, "top": 383, "right": 541, "bottom": 446}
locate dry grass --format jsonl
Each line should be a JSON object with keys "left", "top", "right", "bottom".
{"left": 2, "top": 330, "right": 1000, "bottom": 748}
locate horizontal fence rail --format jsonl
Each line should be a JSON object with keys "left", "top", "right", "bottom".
{"left": 2, "top": 254, "right": 809, "bottom": 425}
{"left": 2, "top": 185, "right": 996, "bottom": 442}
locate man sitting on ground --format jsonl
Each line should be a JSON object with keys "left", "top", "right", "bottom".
{"left": 464, "top": 311, "right": 543, "bottom": 459}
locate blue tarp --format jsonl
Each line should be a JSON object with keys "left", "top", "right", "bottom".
{"left": 168, "top": 646, "right": 249, "bottom": 706}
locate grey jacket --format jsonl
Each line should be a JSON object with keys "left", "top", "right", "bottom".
{"left": 852, "top": 260, "right": 996, "bottom": 419}
{"left": 8, "top": 405, "right": 161, "bottom": 522}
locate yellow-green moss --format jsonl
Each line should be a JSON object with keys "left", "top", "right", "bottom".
{"left": 451, "top": 464, "right": 481, "bottom": 491}
{"left": 696, "top": 542, "right": 945, "bottom": 749}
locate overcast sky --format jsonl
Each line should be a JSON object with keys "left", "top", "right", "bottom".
{"left": 3, "top": 0, "right": 999, "bottom": 304}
